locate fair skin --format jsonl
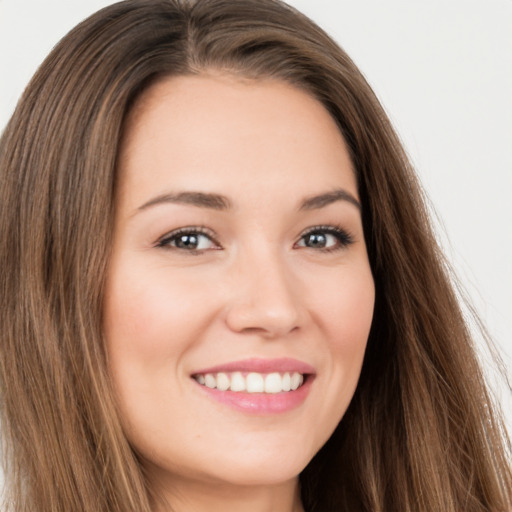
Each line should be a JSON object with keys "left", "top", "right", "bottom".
{"left": 104, "top": 73, "right": 375, "bottom": 512}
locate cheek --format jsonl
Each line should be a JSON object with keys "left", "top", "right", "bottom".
{"left": 291, "top": 265, "right": 374, "bottom": 453}
{"left": 313, "top": 264, "right": 375, "bottom": 347}
{"left": 310, "top": 265, "right": 374, "bottom": 397}
{"left": 104, "top": 262, "right": 213, "bottom": 364}
{"left": 102, "top": 262, "right": 207, "bottom": 435}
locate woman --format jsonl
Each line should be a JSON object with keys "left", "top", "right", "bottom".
{"left": 0, "top": 1, "right": 510, "bottom": 511}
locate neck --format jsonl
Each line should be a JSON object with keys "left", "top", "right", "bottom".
{"left": 150, "top": 475, "right": 304, "bottom": 512}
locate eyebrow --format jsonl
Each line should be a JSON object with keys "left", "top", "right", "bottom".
{"left": 299, "top": 189, "right": 361, "bottom": 211}
{"left": 136, "top": 187, "right": 360, "bottom": 214}
{"left": 137, "top": 191, "right": 232, "bottom": 212}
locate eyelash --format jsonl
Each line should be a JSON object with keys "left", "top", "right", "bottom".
{"left": 296, "top": 225, "right": 354, "bottom": 252}
{"left": 155, "top": 225, "right": 354, "bottom": 253}
{"left": 156, "top": 226, "right": 220, "bottom": 253}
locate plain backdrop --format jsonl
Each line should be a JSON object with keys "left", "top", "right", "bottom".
{"left": 0, "top": 0, "right": 510, "bottom": 439}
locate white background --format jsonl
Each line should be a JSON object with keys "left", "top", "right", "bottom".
{"left": 0, "top": 0, "right": 510, "bottom": 435}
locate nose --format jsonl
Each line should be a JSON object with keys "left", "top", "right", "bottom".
{"left": 225, "top": 248, "right": 304, "bottom": 338}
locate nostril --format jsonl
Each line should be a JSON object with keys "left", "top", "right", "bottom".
{"left": 225, "top": 303, "right": 301, "bottom": 337}
{"left": 224, "top": 261, "right": 304, "bottom": 336}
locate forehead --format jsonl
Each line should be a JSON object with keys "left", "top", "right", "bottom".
{"left": 117, "top": 73, "right": 357, "bottom": 210}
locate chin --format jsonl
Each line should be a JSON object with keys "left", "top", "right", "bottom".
{"left": 142, "top": 438, "right": 315, "bottom": 490}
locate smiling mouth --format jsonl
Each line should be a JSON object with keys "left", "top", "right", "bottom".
{"left": 192, "top": 371, "right": 306, "bottom": 394}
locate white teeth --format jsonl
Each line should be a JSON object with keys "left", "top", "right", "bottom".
{"left": 216, "top": 372, "right": 230, "bottom": 391}
{"left": 204, "top": 373, "right": 216, "bottom": 388}
{"left": 230, "top": 371, "right": 246, "bottom": 392}
{"left": 193, "top": 371, "right": 306, "bottom": 393}
{"left": 290, "top": 372, "right": 303, "bottom": 391}
{"left": 282, "top": 372, "right": 291, "bottom": 392}
{"left": 264, "top": 372, "right": 282, "bottom": 394}
{"left": 246, "top": 372, "right": 264, "bottom": 393}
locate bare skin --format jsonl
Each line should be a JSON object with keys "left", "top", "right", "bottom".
{"left": 104, "top": 73, "right": 374, "bottom": 511}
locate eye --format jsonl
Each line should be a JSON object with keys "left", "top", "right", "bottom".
{"left": 156, "top": 227, "right": 219, "bottom": 252}
{"left": 295, "top": 226, "right": 353, "bottom": 251}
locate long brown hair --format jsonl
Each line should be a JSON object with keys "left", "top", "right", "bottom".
{"left": 0, "top": 1, "right": 510, "bottom": 510}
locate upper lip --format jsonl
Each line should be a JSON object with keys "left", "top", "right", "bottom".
{"left": 191, "top": 357, "right": 315, "bottom": 375}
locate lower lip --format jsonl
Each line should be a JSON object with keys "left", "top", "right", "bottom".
{"left": 193, "top": 377, "right": 313, "bottom": 414}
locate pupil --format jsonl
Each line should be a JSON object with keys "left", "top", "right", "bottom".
{"left": 177, "top": 234, "right": 198, "bottom": 249}
{"left": 307, "top": 233, "right": 326, "bottom": 248}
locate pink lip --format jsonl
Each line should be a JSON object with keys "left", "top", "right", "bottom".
{"left": 191, "top": 357, "right": 315, "bottom": 376}
{"left": 191, "top": 358, "right": 315, "bottom": 415}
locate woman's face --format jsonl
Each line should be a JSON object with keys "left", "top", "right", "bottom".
{"left": 104, "top": 74, "right": 374, "bottom": 492}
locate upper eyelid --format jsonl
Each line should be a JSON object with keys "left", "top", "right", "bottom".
{"left": 156, "top": 226, "right": 219, "bottom": 247}
{"left": 155, "top": 224, "right": 353, "bottom": 247}
{"left": 296, "top": 225, "right": 354, "bottom": 247}
{"left": 300, "top": 224, "right": 342, "bottom": 234}
{"left": 299, "top": 224, "right": 353, "bottom": 238}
